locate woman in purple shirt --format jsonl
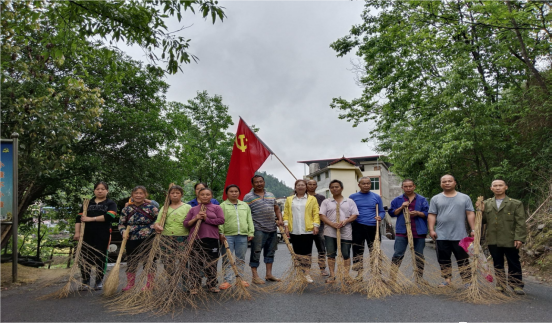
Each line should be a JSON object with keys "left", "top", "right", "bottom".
{"left": 184, "top": 188, "right": 225, "bottom": 293}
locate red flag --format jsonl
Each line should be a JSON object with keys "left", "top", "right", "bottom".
{"left": 223, "top": 117, "right": 272, "bottom": 200}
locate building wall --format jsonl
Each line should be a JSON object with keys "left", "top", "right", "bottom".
{"left": 314, "top": 170, "right": 331, "bottom": 198}
{"left": 330, "top": 169, "right": 358, "bottom": 197}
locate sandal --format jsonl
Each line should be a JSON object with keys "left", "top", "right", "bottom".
{"left": 209, "top": 287, "right": 220, "bottom": 293}
{"left": 325, "top": 277, "right": 336, "bottom": 284}
{"left": 241, "top": 280, "right": 250, "bottom": 287}
{"left": 219, "top": 282, "right": 231, "bottom": 290}
{"left": 321, "top": 270, "right": 329, "bottom": 277}
{"left": 265, "top": 275, "right": 281, "bottom": 282}
{"left": 252, "top": 277, "right": 266, "bottom": 285}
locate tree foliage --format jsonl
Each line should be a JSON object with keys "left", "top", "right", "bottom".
{"left": 255, "top": 171, "right": 293, "bottom": 198}
{"left": 1, "top": 1, "right": 228, "bottom": 231}
{"left": 331, "top": 0, "right": 551, "bottom": 204}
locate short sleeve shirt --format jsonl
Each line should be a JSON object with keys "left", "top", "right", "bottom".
{"left": 243, "top": 190, "right": 277, "bottom": 233}
{"left": 428, "top": 192, "right": 474, "bottom": 240}
{"left": 320, "top": 198, "right": 359, "bottom": 240}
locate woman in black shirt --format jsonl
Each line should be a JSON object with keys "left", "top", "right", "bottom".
{"left": 74, "top": 181, "right": 118, "bottom": 290}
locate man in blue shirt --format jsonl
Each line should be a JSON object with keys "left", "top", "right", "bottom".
{"left": 349, "top": 177, "right": 385, "bottom": 276}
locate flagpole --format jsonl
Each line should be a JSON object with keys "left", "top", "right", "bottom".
{"left": 272, "top": 153, "right": 297, "bottom": 181}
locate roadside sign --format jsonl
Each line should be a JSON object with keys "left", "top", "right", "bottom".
{"left": 0, "top": 141, "right": 14, "bottom": 220}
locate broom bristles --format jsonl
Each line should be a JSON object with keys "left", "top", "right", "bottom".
{"left": 38, "top": 199, "right": 95, "bottom": 299}
{"left": 103, "top": 226, "right": 130, "bottom": 297}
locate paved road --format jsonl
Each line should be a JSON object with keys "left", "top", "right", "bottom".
{"left": 2, "top": 241, "right": 551, "bottom": 322}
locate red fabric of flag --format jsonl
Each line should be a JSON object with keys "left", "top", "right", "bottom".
{"left": 223, "top": 118, "right": 272, "bottom": 200}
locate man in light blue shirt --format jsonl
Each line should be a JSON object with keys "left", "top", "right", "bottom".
{"left": 349, "top": 177, "right": 385, "bottom": 275}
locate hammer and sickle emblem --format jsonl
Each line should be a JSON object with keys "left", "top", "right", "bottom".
{"left": 235, "top": 134, "right": 248, "bottom": 152}
{"left": 2, "top": 148, "right": 9, "bottom": 153}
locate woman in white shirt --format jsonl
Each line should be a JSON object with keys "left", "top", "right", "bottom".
{"left": 283, "top": 179, "right": 320, "bottom": 283}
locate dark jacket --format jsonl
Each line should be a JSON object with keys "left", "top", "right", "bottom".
{"left": 388, "top": 194, "right": 429, "bottom": 236}
{"left": 482, "top": 196, "right": 526, "bottom": 247}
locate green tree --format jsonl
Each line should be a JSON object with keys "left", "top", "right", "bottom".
{"left": 256, "top": 171, "right": 293, "bottom": 198}
{"left": 168, "top": 91, "right": 235, "bottom": 200}
{"left": 331, "top": 0, "right": 551, "bottom": 204}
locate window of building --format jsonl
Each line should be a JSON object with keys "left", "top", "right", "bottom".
{"left": 325, "top": 190, "right": 330, "bottom": 198}
{"left": 371, "top": 177, "right": 380, "bottom": 190}
{"left": 325, "top": 171, "right": 329, "bottom": 179}
{"left": 317, "top": 174, "right": 321, "bottom": 182}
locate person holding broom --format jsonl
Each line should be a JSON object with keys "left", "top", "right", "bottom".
{"left": 349, "top": 177, "right": 385, "bottom": 278}
{"left": 428, "top": 174, "right": 475, "bottom": 287}
{"left": 118, "top": 186, "right": 159, "bottom": 291}
{"left": 153, "top": 185, "right": 191, "bottom": 278}
{"left": 184, "top": 187, "right": 225, "bottom": 294}
{"left": 244, "top": 174, "right": 284, "bottom": 284}
{"left": 388, "top": 179, "right": 429, "bottom": 279}
{"left": 307, "top": 179, "right": 329, "bottom": 277}
{"left": 319, "top": 180, "right": 359, "bottom": 283}
{"left": 74, "top": 181, "right": 118, "bottom": 291}
{"left": 476, "top": 179, "right": 526, "bottom": 295}
{"left": 218, "top": 184, "right": 254, "bottom": 290}
{"left": 283, "top": 179, "right": 321, "bottom": 283}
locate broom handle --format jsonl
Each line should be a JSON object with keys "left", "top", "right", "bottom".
{"left": 223, "top": 239, "right": 241, "bottom": 278}
{"left": 115, "top": 226, "right": 131, "bottom": 264}
{"left": 79, "top": 199, "right": 89, "bottom": 237}
{"left": 188, "top": 204, "right": 206, "bottom": 241}
{"left": 403, "top": 207, "right": 418, "bottom": 271}
{"left": 374, "top": 204, "right": 380, "bottom": 249}
{"left": 472, "top": 197, "right": 484, "bottom": 275}
{"left": 158, "top": 183, "right": 175, "bottom": 228}
{"left": 73, "top": 199, "right": 89, "bottom": 269}
{"left": 277, "top": 223, "right": 296, "bottom": 255}
{"left": 335, "top": 203, "right": 342, "bottom": 258}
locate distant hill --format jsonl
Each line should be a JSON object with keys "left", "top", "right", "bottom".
{"left": 255, "top": 171, "right": 293, "bottom": 198}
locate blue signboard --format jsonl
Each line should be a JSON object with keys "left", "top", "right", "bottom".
{"left": 0, "top": 141, "right": 14, "bottom": 220}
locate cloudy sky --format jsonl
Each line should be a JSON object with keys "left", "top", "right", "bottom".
{"left": 126, "top": 1, "right": 377, "bottom": 187}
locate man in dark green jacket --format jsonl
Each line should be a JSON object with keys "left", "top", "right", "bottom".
{"left": 478, "top": 179, "right": 526, "bottom": 295}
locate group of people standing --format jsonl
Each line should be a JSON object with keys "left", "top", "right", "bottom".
{"left": 75, "top": 174, "right": 526, "bottom": 295}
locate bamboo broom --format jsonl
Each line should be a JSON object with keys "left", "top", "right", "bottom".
{"left": 102, "top": 226, "right": 130, "bottom": 297}
{"left": 39, "top": 199, "right": 91, "bottom": 299}
{"left": 402, "top": 208, "right": 418, "bottom": 276}
{"left": 220, "top": 239, "right": 252, "bottom": 300}
{"left": 274, "top": 222, "right": 311, "bottom": 293}
{"left": 454, "top": 196, "right": 514, "bottom": 304}
{"left": 332, "top": 202, "right": 353, "bottom": 293}
{"left": 360, "top": 204, "right": 394, "bottom": 298}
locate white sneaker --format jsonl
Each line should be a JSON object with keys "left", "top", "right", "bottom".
{"left": 305, "top": 275, "right": 314, "bottom": 283}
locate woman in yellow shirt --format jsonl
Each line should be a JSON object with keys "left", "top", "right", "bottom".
{"left": 283, "top": 179, "right": 320, "bottom": 283}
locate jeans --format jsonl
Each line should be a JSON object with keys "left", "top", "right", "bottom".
{"left": 324, "top": 236, "right": 352, "bottom": 259}
{"left": 314, "top": 222, "right": 326, "bottom": 269}
{"left": 249, "top": 230, "right": 278, "bottom": 268}
{"left": 221, "top": 235, "right": 248, "bottom": 283}
{"left": 392, "top": 236, "right": 425, "bottom": 277}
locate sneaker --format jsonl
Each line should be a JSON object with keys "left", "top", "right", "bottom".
{"left": 305, "top": 275, "right": 314, "bottom": 283}
{"left": 495, "top": 285, "right": 504, "bottom": 292}
{"left": 514, "top": 287, "right": 525, "bottom": 295}
{"left": 219, "top": 282, "right": 232, "bottom": 290}
{"left": 94, "top": 282, "right": 103, "bottom": 291}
